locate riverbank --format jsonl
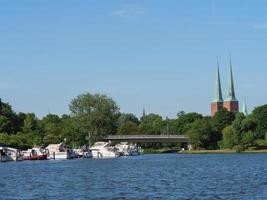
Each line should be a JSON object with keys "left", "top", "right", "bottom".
{"left": 143, "top": 148, "right": 180, "bottom": 154}
{"left": 143, "top": 148, "right": 267, "bottom": 154}
{"left": 183, "top": 149, "right": 267, "bottom": 154}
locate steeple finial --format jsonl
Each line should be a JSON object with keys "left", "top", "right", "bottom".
{"left": 226, "top": 57, "right": 237, "bottom": 101}
{"left": 213, "top": 58, "right": 223, "bottom": 102}
{"left": 242, "top": 99, "right": 248, "bottom": 116}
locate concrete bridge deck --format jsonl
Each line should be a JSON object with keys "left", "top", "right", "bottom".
{"left": 103, "top": 135, "right": 188, "bottom": 143}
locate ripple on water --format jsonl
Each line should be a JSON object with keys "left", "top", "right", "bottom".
{"left": 0, "top": 154, "right": 266, "bottom": 200}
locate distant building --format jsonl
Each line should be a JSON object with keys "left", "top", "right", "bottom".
{"left": 211, "top": 59, "right": 239, "bottom": 116}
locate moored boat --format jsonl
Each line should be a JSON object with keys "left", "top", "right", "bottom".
{"left": 46, "top": 142, "right": 76, "bottom": 160}
{"left": 115, "top": 142, "right": 144, "bottom": 156}
{"left": 22, "top": 147, "right": 48, "bottom": 160}
{"left": 73, "top": 148, "right": 92, "bottom": 158}
{"left": 90, "top": 142, "right": 119, "bottom": 158}
{"left": 0, "top": 147, "right": 23, "bottom": 162}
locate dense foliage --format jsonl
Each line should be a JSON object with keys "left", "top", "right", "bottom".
{"left": 0, "top": 96, "right": 267, "bottom": 151}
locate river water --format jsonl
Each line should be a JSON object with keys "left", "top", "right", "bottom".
{"left": 0, "top": 154, "right": 266, "bottom": 200}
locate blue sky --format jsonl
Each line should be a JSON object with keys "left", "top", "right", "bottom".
{"left": 0, "top": 0, "right": 266, "bottom": 118}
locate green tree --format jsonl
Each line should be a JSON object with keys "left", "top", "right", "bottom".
{"left": 241, "top": 131, "right": 255, "bottom": 148}
{"left": 210, "top": 109, "right": 236, "bottom": 148}
{"left": 187, "top": 119, "right": 212, "bottom": 150}
{"left": 69, "top": 93, "right": 120, "bottom": 143}
{"left": 222, "top": 125, "right": 235, "bottom": 149}
{"left": 251, "top": 104, "right": 267, "bottom": 139}
{"left": 22, "top": 113, "right": 38, "bottom": 133}
{"left": 117, "top": 121, "right": 140, "bottom": 135}
{"left": 174, "top": 112, "right": 203, "bottom": 134}
{"left": 139, "top": 114, "right": 163, "bottom": 134}
{"left": 118, "top": 113, "right": 139, "bottom": 126}
{"left": 211, "top": 109, "right": 235, "bottom": 132}
{"left": 61, "top": 115, "right": 85, "bottom": 147}
{"left": 232, "top": 113, "right": 246, "bottom": 145}
{"left": 222, "top": 113, "right": 256, "bottom": 151}
{"left": 40, "top": 114, "right": 63, "bottom": 145}
{"left": 0, "top": 101, "right": 22, "bottom": 134}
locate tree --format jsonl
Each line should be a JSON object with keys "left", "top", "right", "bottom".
{"left": 210, "top": 109, "right": 236, "bottom": 148}
{"left": 211, "top": 109, "right": 235, "bottom": 132}
{"left": 117, "top": 121, "right": 140, "bottom": 135}
{"left": 251, "top": 104, "right": 267, "bottom": 139}
{"left": 222, "top": 125, "right": 235, "bottom": 149}
{"left": 22, "top": 113, "right": 38, "bottom": 133}
{"left": 0, "top": 101, "right": 22, "bottom": 134}
{"left": 222, "top": 113, "right": 255, "bottom": 150}
{"left": 118, "top": 113, "right": 139, "bottom": 126}
{"left": 232, "top": 113, "right": 246, "bottom": 145}
{"left": 40, "top": 114, "right": 63, "bottom": 145}
{"left": 241, "top": 131, "right": 255, "bottom": 148}
{"left": 139, "top": 114, "right": 163, "bottom": 134}
{"left": 69, "top": 93, "right": 120, "bottom": 143}
{"left": 187, "top": 119, "right": 212, "bottom": 150}
{"left": 61, "top": 115, "right": 84, "bottom": 147}
{"left": 174, "top": 112, "right": 203, "bottom": 134}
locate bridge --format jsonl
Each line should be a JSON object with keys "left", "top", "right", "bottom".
{"left": 103, "top": 135, "right": 188, "bottom": 144}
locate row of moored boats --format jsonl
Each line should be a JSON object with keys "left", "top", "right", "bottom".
{"left": 0, "top": 142, "right": 143, "bottom": 162}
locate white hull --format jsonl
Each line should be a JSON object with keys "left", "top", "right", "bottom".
{"left": 91, "top": 150, "right": 118, "bottom": 158}
{"left": 48, "top": 151, "right": 76, "bottom": 160}
{"left": 46, "top": 142, "right": 76, "bottom": 160}
{"left": 1, "top": 155, "right": 16, "bottom": 162}
{"left": 0, "top": 147, "right": 23, "bottom": 162}
{"left": 90, "top": 142, "right": 119, "bottom": 159}
{"left": 73, "top": 149, "right": 93, "bottom": 158}
{"left": 115, "top": 143, "right": 143, "bottom": 156}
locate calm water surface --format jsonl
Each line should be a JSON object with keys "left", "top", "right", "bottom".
{"left": 0, "top": 154, "right": 266, "bottom": 200}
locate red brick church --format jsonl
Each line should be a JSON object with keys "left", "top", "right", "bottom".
{"left": 211, "top": 60, "right": 239, "bottom": 116}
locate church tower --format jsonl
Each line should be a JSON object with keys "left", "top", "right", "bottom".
{"left": 211, "top": 61, "right": 224, "bottom": 116}
{"left": 223, "top": 60, "right": 239, "bottom": 112}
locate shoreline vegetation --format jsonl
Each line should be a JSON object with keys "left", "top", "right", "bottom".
{"left": 144, "top": 148, "right": 267, "bottom": 154}
{"left": 184, "top": 149, "right": 267, "bottom": 154}
{"left": 0, "top": 92, "right": 267, "bottom": 153}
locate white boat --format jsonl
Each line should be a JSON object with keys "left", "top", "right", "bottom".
{"left": 90, "top": 142, "right": 119, "bottom": 158}
{"left": 115, "top": 142, "right": 131, "bottom": 156}
{"left": 22, "top": 146, "right": 48, "bottom": 160}
{"left": 115, "top": 142, "right": 143, "bottom": 156}
{"left": 0, "top": 147, "right": 23, "bottom": 162}
{"left": 73, "top": 148, "right": 92, "bottom": 158}
{"left": 45, "top": 143, "right": 76, "bottom": 160}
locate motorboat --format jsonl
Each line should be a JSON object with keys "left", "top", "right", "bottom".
{"left": 115, "top": 142, "right": 144, "bottom": 156}
{"left": 46, "top": 143, "right": 76, "bottom": 160}
{"left": 0, "top": 147, "right": 23, "bottom": 162}
{"left": 90, "top": 142, "right": 119, "bottom": 158}
{"left": 22, "top": 146, "right": 48, "bottom": 160}
{"left": 73, "top": 148, "right": 92, "bottom": 158}
{"left": 115, "top": 142, "right": 131, "bottom": 156}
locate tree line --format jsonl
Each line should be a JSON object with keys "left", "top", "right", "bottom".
{"left": 0, "top": 93, "right": 267, "bottom": 151}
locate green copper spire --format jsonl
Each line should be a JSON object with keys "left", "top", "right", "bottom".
{"left": 213, "top": 60, "right": 223, "bottom": 102}
{"left": 225, "top": 59, "right": 237, "bottom": 101}
{"left": 242, "top": 99, "right": 248, "bottom": 116}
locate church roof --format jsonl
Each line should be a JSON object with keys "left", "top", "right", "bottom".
{"left": 225, "top": 59, "right": 238, "bottom": 102}
{"left": 212, "top": 60, "right": 223, "bottom": 102}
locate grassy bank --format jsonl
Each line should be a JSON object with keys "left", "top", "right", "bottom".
{"left": 143, "top": 148, "right": 180, "bottom": 154}
{"left": 183, "top": 149, "right": 267, "bottom": 154}
{"left": 144, "top": 148, "right": 267, "bottom": 154}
